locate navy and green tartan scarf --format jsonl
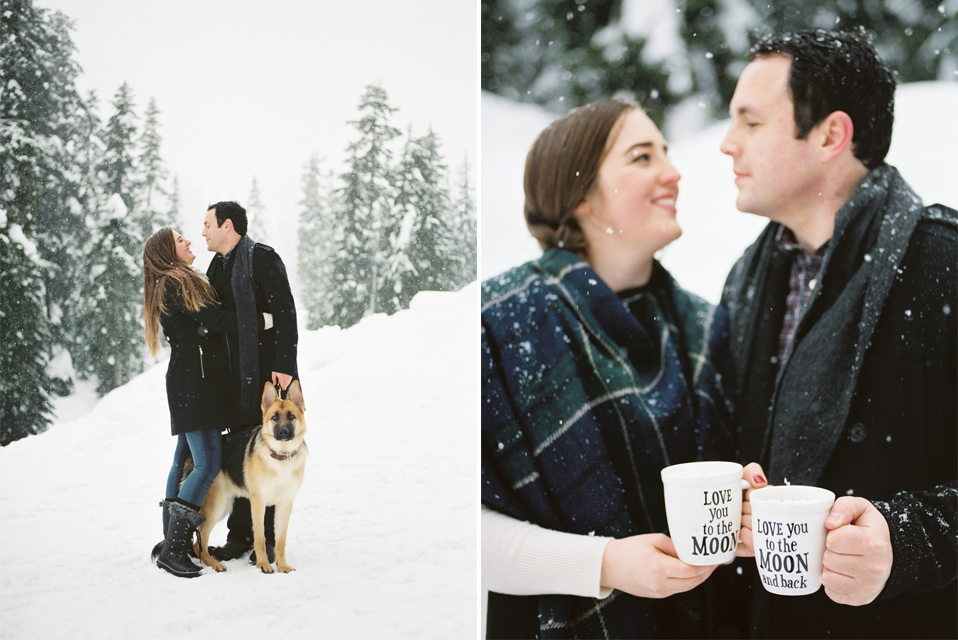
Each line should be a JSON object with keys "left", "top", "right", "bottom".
{"left": 482, "top": 249, "right": 734, "bottom": 639}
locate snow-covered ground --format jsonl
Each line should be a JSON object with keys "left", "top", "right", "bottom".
{"left": 481, "top": 81, "right": 958, "bottom": 303}
{"left": 0, "top": 285, "right": 478, "bottom": 639}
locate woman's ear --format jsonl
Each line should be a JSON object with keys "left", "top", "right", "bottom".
{"left": 817, "top": 110, "right": 855, "bottom": 164}
{"left": 573, "top": 198, "right": 592, "bottom": 217}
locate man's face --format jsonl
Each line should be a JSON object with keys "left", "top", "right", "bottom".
{"left": 720, "top": 55, "right": 821, "bottom": 221}
{"left": 202, "top": 208, "right": 228, "bottom": 255}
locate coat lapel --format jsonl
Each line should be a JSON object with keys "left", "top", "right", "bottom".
{"left": 768, "top": 166, "right": 925, "bottom": 485}
{"left": 207, "top": 251, "right": 235, "bottom": 297}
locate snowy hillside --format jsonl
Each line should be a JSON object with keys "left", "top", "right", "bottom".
{"left": 0, "top": 285, "right": 478, "bottom": 639}
{"left": 481, "top": 82, "right": 958, "bottom": 302}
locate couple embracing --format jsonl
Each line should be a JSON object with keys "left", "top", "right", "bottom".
{"left": 142, "top": 201, "right": 299, "bottom": 578}
{"left": 481, "top": 30, "right": 956, "bottom": 639}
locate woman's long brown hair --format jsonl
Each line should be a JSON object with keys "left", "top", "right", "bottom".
{"left": 143, "top": 228, "right": 220, "bottom": 356}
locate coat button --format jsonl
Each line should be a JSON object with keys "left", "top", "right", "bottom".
{"left": 847, "top": 423, "right": 867, "bottom": 443}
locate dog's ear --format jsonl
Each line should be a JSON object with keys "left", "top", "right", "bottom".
{"left": 262, "top": 382, "right": 277, "bottom": 413}
{"left": 287, "top": 380, "right": 305, "bottom": 413}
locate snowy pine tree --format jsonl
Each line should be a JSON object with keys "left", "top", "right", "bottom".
{"left": 72, "top": 84, "right": 145, "bottom": 396}
{"left": 0, "top": 223, "right": 55, "bottom": 445}
{"left": 0, "top": 0, "right": 87, "bottom": 442}
{"left": 100, "top": 83, "right": 139, "bottom": 212}
{"left": 750, "top": 1, "right": 957, "bottom": 81}
{"left": 167, "top": 175, "right": 182, "bottom": 232}
{"left": 73, "top": 196, "right": 144, "bottom": 396}
{"left": 55, "top": 90, "right": 109, "bottom": 377}
{"left": 483, "top": 0, "right": 957, "bottom": 126}
{"left": 246, "top": 177, "right": 270, "bottom": 244}
{"left": 449, "top": 155, "right": 477, "bottom": 289}
{"left": 134, "top": 97, "right": 172, "bottom": 238}
{"left": 297, "top": 154, "right": 340, "bottom": 329}
{"left": 330, "top": 84, "right": 401, "bottom": 327}
{"left": 386, "top": 128, "right": 457, "bottom": 310}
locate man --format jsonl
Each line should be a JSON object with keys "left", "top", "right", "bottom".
{"left": 202, "top": 200, "right": 299, "bottom": 562}
{"left": 718, "top": 30, "right": 956, "bottom": 638}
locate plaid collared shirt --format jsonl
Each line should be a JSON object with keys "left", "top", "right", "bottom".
{"left": 776, "top": 226, "right": 828, "bottom": 363}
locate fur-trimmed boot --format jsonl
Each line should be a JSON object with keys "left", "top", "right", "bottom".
{"left": 156, "top": 500, "right": 205, "bottom": 578}
{"left": 150, "top": 500, "right": 172, "bottom": 563}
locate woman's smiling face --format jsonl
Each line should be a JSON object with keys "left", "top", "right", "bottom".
{"left": 173, "top": 230, "right": 195, "bottom": 265}
{"left": 574, "top": 109, "right": 683, "bottom": 263}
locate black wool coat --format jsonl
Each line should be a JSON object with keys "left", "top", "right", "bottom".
{"left": 206, "top": 242, "right": 298, "bottom": 427}
{"left": 161, "top": 287, "right": 235, "bottom": 436}
{"left": 715, "top": 165, "right": 957, "bottom": 639}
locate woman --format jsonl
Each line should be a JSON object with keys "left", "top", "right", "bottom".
{"left": 481, "top": 101, "right": 736, "bottom": 638}
{"left": 143, "top": 228, "right": 254, "bottom": 578}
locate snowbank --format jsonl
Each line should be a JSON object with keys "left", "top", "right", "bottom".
{"left": 0, "top": 283, "right": 478, "bottom": 639}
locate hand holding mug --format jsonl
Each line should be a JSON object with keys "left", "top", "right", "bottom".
{"left": 821, "top": 497, "right": 893, "bottom": 606}
{"left": 600, "top": 533, "right": 718, "bottom": 599}
{"left": 736, "top": 462, "right": 769, "bottom": 558}
{"left": 661, "top": 461, "right": 750, "bottom": 565}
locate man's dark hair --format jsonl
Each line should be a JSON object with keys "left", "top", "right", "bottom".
{"left": 749, "top": 28, "right": 896, "bottom": 169}
{"left": 207, "top": 200, "right": 248, "bottom": 236}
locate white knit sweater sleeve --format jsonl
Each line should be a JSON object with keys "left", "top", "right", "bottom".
{"left": 482, "top": 504, "right": 614, "bottom": 599}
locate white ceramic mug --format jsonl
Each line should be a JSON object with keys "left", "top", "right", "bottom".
{"left": 660, "top": 461, "right": 747, "bottom": 565}
{"left": 749, "top": 485, "right": 836, "bottom": 596}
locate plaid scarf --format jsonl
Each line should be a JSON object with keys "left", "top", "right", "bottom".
{"left": 482, "top": 249, "right": 734, "bottom": 638}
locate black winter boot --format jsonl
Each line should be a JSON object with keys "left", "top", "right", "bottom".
{"left": 209, "top": 535, "right": 252, "bottom": 561}
{"left": 150, "top": 500, "right": 172, "bottom": 563}
{"left": 249, "top": 545, "right": 276, "bottom": 565}
{"left": 156, "top": 500, "right": 205, "bottom": 578}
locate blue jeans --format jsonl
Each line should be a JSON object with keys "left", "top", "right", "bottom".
{"left": 165, "top": 429, "right": 222, "bottom": 508}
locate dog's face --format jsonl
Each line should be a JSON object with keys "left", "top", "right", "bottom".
{"left": 261, "top": 381, "right": 306, "bottom": 444}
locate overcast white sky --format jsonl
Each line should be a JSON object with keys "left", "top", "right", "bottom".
{"left": 39, "top": 0, "right": 479, "bottom": 285}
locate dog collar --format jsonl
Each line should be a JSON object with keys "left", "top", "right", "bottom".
{"left": 269, "top": 448, "right": 298, "bottom": 461}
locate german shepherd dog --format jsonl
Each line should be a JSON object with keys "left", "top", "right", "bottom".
{"left": 194, "top": 380, "right": 308, "bottom": 573}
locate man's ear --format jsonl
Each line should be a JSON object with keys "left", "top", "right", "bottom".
{"left": 818, "top": 111, "right": 855, "bottom": 163}
{"left": 222, "top": 218, "right": 233, "bottom": 233}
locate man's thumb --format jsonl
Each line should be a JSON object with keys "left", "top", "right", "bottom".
{"left": 825, "top": 496, "right": 869, "bottom": 530}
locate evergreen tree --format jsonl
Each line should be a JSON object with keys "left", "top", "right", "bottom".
{"left": 0, "top": 0, "right": 86, "bottom": 442}
{"left": 73, "top": 90, "right": 107, "bottom": 219}
{"left": 297, "top": 154, "right": 340, "bottom": 329}
{"left": 100, "top": 83, "right": 139, "bottom": 212}
{"left": 73, "top": 84, "right": 145, "bottom": 396}
{"left": 0, "top": 223, "right": 55, "bottom": 445}
{"left": 480, "top": 0, "right": 675, "bottom": 116}
{"left": 167, "top": 175, "right": 182, "bottom": 232}
{"left": 57, "top": 90, "right": 108, "bottom": 374}
{"left": 246, "top": 177, "right": 270, "bottom": 244}
{"left": 135, "top": 96, "right": 171, "bottom": 238}
{"left": 449, "top": 154, "right": 478, "bottom": 289}
{"left": 73, "top": 196, "right": 144, "bottom": 396}
{"left": 330, "top": 84, "right": 401, "bottom": 327}
{"left": 387, "top": 128, "right": 457, "bottom": 310}
{"left": 482, "top": 0, "right": 957, "bottom": 125}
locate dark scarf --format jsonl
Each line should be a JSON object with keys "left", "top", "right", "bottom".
{"left": 232, "top": 235, "right": 259, "bottom": 411}
{"left": 482, "top": 249, "right": 735, "bottom": 638}
{"left": 723, "top": 164, "right": 925, "bottom": 485}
